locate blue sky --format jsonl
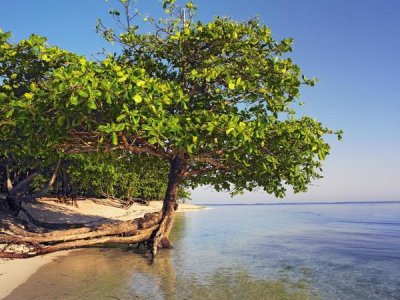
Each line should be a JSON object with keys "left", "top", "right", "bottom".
{"left": 1, "top": 0, "right": 399, "bottom": 203}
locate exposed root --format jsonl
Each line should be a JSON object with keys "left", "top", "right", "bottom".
{"left": 151, "top": 208, "right": 175, "bottom": 258}
{"left": 0, "top": 210, "right": 163, "bottom": 259}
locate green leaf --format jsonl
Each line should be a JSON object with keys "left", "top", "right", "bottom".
{"left": 111, "top": 132, "right": 118, "bottom": 145}
{"left": 105, "top": 93, "right": 112, "bottom": 104}
{"left": 5, "top": 108, "right": 14, "bottom": 118}
{"left": 29, "top": 82, "right": 37, "bottom": 92}
{"left": 186, "top": 144, "right": 194, "bottom": 154}
{"left": 78, "top": 90, "right": 88, "bottom": 98}
{"left": 116, "top": 114, "right": 127, "bottom": 122}
{"left": 70, "top": 95, "right": 79, "bottom": 105}
{"left": 117, "top": 75, "right": 128, "bottom": 82}
{"left": 114, "top": 123, "right": 125, "bottom": 131}
{"left": 87, "top": 99, "right": 97, "bottom": 110}
{"left": 226, "top": 128, "right": 235, "bottom": 135}
{"left": 133, "top": 94, "right": 142, "bottom": 103}
{"left": 136, "top": 80, "right": 146, "bottom": 87}
{"left": 23, "top": 93, "right": 33, "bottom": 100}
{"left": 57, "top": 115, "right": 66, "bottom": 126}
{"left": 150, "top": 105, "right": 157, "bottom": 114}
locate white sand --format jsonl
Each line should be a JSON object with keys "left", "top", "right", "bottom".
{"left": 0, "top": 199, "right": 205, "bottom": 299}
{"left": 0, "top": 251, "right": 72, "bottom": 299}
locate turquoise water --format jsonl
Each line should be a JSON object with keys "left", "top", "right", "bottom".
{"left": 6, "top": 202, "right": 400, "bottom": 299}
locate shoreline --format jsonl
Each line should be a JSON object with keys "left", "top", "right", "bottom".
{"left": 0, "top": 199, "right": 205, "bottom": 299}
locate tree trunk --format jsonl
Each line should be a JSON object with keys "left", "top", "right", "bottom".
{"left": 61, "top": 165, "right": 71, "bottom": 196}
{"left": 151, "top": 153, "right": 188, "bottom": 257}
{"left": 6, "top": 172, "right": 38, "bottom": 216}
{"left": 5, "top": 161, "right": 60, "bottom": 215}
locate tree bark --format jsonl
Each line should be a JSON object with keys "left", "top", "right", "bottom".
{"left": 151, "top": 153, "right": 188, "bottom": 257}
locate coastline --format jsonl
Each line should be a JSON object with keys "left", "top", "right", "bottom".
{"left": 0, "top": 199, "right": 205, "bottom": 299}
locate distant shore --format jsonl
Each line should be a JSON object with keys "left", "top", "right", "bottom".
{"left": 0, "top": 198, "right": 205, "bottom": 299}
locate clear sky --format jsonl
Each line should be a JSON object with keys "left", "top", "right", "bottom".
{"left": 1, "top": 0, "right": 399, "bottom": 203}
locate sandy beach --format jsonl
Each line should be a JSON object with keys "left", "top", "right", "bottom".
{"left": 0, "top": 198, "right": 205, "bottom": 299}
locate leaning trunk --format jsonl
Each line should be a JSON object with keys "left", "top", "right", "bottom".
{"left": 151, "top": 154, "right": 187, "bottom": 256}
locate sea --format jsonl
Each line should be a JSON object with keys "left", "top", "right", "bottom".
{"left": 5, "top": 201, "right": 400, "bottom": 300}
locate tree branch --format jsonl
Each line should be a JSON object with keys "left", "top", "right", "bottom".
{"left": 120, "top": 134, "right": 172, "bottom": 159}
{"left": 30, "top": 159, "right": 61, "bottom": 200}
{"left": 8, "top": 172, "right": 38, "bottom": 197}
{"left": 58, "top": 130, "right": 173, "bottom": 160}
{"left": 185, "top": 167, "right": 217, "bottom": 177}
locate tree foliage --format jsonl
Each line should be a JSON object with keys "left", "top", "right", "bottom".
{"left": 0, "top": 0, "right": 341, "bottom": 201}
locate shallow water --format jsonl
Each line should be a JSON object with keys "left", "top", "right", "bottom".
{"left": 6, "top": 202, "right": 400, "bottom": 300}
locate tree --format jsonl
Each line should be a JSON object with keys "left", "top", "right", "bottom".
{"left": 0, "top": 0, "right": 341, "bottom": 258}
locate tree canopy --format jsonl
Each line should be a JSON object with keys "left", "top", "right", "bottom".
{"left": 0, "top": 0, "right": 341, "bottom": 257}
{"left": 0, "top": 0, "right": 341, "bottom": 199}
